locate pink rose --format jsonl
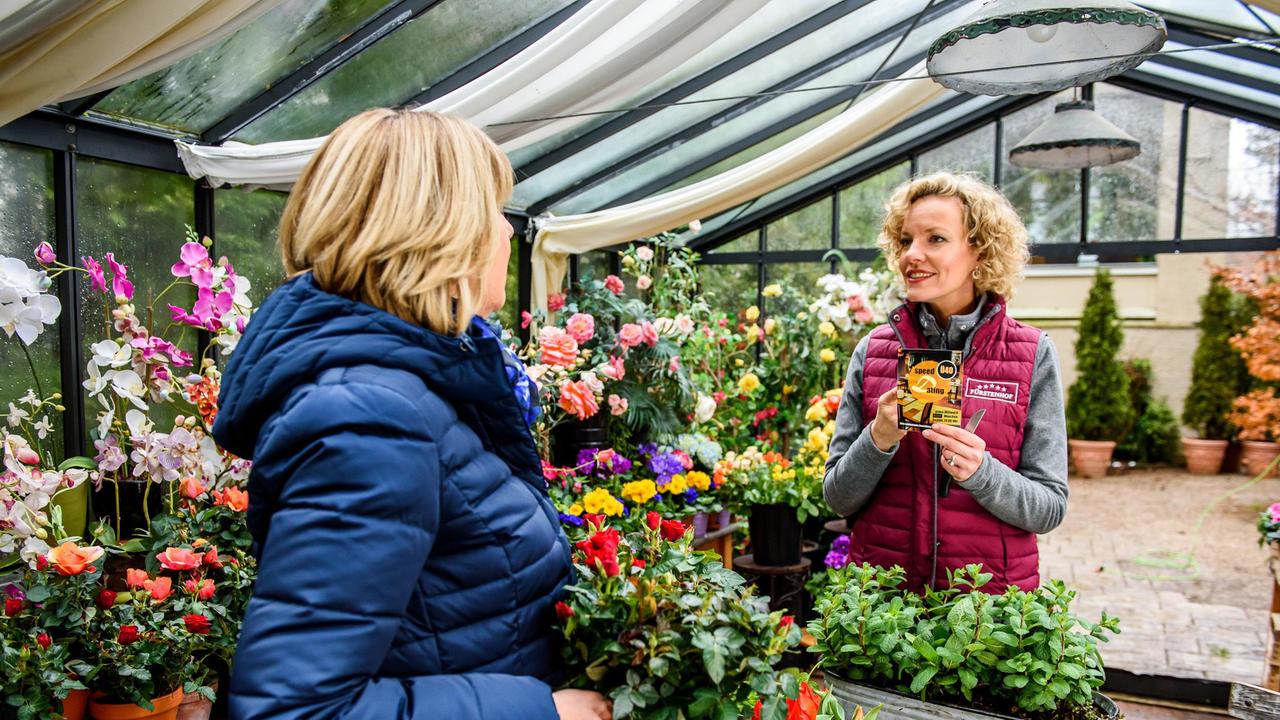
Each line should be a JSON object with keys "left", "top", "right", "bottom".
{"left": 600, "top": 355, "right": 626, "bottom": 380}
{"left": 608, "top": 394, "right": 628, "bottom": 416}
{"left": 669, "top": 356, "right": 681, "bottom": 372}
{"left": 636, "top": 246, "right": 654, "bottom": 261}
{"left": 547, "top": 293, "right": 565, "bottom": 312}
{"left": 604, "top": 275, "right": 625, "bottom": 294}
{"left": 641, "top": 321, "right": 659, "bottom": 347}
{"left": 565, "top": 313, "right": 595, "bottom": 344}
{"left": 617, "top": 323, "right": 644, "bottom": 349}
{"left": 855, "top": 308, "right": 874, "bottom": 324}
{"left": 538, "top": 327, "right": 579, "bottom": 367}
{"left": 520, "top": 310, "right": 532, "bottom": 329}
{"left": 559, "top": 380, "right": 599, "bottom": 420}
{"left": 156, "top": 547, "right": 202, "bottom": 571}
{"left": 636, "top": 275, "right": 652, "bottom": 290}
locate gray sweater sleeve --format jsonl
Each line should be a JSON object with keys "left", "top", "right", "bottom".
{"left": 961, "top": 333, "right": 1069, "bottom": 534}
{"left": 822, "top": 332, "right": 1069, "bottom": 534}
{"left": 823, "top": 335, "right": 896, "bottom": 516}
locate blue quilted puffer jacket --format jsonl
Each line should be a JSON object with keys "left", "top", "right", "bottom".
{"left": 212, "top": 274, "right": 573, "bottom": 719}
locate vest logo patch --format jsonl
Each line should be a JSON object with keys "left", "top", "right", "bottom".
{"left": 964, "top": 378, "right": 1018, "bottom": 405}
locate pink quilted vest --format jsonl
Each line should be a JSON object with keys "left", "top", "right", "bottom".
{"left": 854, "top": 296, "right": 1041, "bottom": 594}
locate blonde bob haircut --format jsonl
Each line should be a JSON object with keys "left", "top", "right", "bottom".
{"left": 279, "top": 108, "right": 513, "bottom": 336}
{"left": 877, "top": 172, "right": 1030, "bottom": 300}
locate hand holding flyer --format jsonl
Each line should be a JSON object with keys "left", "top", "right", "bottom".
{"left": 897, "top": 348, "right": 963, "bottom": 431}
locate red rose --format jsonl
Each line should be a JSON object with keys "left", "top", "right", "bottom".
{"left": 4, "top": 597, "right": 22, "bottom": 616}
{"left": 117, "top": 625, "right": 140, "bottom": 645}
{"left": 659, "top": 519, "right": 686, "bottom": 542}
{"left": 36, "top": 633, "right": 51, "bottom": 649}
{"left": 631, "top": 559, "right": 646, "bottom": 569}
{"left": 203, "top": 547, "right": 223, "bottom": 569}
{"left": 183, "top": 614, "right": 212, "bottom": 635}
{"left": 582, "top": 514, "right": 606, "bottom": 530}
{"left": 575, "top": 528, "right": 621, "bottom": 577}
{"left": 547, "top": 293, "right": 565, "bottom": 312}
{"left": 646, "top": 511, "right": 661, "bottom": 531}
{"left": 34, "top": 555, "right": 48, "bottom": 571}
{"left": 95, "top": 589, "right": 117, "bottom": 610}
{"left": 554, "top": 602, "right": 574, "bottom": 620}
{"left": 779, "top": 615, "right": 795, "bottom": 629}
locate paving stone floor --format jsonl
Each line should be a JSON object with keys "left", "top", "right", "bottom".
{"left": 1037, "top": 469, "right": 1280, "bottom": 687}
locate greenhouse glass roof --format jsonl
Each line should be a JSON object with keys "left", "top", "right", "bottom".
{"left": 50, "top": 0, "right": 1280, "bottom": 247}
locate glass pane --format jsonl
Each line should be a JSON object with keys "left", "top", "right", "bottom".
{"left": 767, "top": 197, "right": 832, "bottom": 251}
{"left": 1001, "top": 93, "right": 1082, "bottom": 245}
{"left": 1087, "top": 84, "right": 1182, "bottom": 242}
{"left": 497, "top": 236, "right": 520, "bottom": 332}
{"left": 918, "top": 124, "right": 996, "bottom": 182}
{"left": 95, "top": 0, "right": 396, "bottom": 134}
{"left": 576, "top": 250, "right": 613, "bottom": 285}
{"left": 236, "top": 0, "right": 571, "bottom": 143}
{"left": 1183, "top": 109, "right": 1279, "bottom": 239}
{"left": 706, "top": 231, "right": 759, "bottom": 254}
{"left": 0, "top": 141, "right": 62, "bottom": 457}
{"left": 215, "top": 188, "right": 288, "bottom": 302}
{"left": 765, "top": 262, "right": 826, "bottom": 298}
{"left": 700, "top": 264, "right": 758, "bottom": 315}
{"left": 839, "top": 162, "right": 909, "bottom": 248}
{"left": 76, "top": 159, "right": 194, "bottom": 438}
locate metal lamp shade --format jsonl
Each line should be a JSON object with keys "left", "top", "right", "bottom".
{"left": 1008, "top": 100, "right": 1140, "bottom": 169}
{"left": 927, "top": 0, "right": 1167, "bottom": 95}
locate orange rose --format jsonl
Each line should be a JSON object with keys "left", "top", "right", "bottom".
{"left": 144, "top": 576, "right": 173, "bottom": 602}
{"left": 181, "top": 477, "right": 206, "bottom": 499}
{"left": 214, "top": 486, "right": 249, "bottom": 512}
{"left": 538, "top": 327, "right": 579, "bottom": 368}
{"left": 157, "top": 547, "right": 202, "bottom": 571}
{"left": 47, "top": 542, "right": 103, "bottom": 576}
{"left": 558, "top": 380, "right": 599, "bottom": 420}
{"left": 125, "top": 568, "right": 148, "bottom": 589}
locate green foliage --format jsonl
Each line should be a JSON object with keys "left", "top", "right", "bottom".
{"left": 1182, "top": 275, "right": 1253, "bottom": 439}
{"left": 1066, "top": 270, "right": 1133, "bottom": 441}
{"left": 1115, "top": 360, "right": 1182, "bottom": 465}
{"left": 809, "top": 564, "right": 1119, "bottom": 717}
{"left": 558, "top": 524, "right": 803, "bottom": 719}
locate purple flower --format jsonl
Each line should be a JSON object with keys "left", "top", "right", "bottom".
{"left": 831, "top": 535, "right": 850, "bottom": 554}
{"left": 825, "top": 550, "right": 849, "bottom": 570}
{"left": 683, "top": 489, "right": 699, "bottom": 503}
{"left": 575, "top": 448, "right": 599, "bottom": 474}
{"left": 82, "top": 256, "right": 106, "bottom": 293}
{"left": 3, "top": 585, "right": 24, "bottom": 601}
{"left": 104, "top": 252, "right": 133, "bottom": 301}
{"left": 611, "top": 456, "right": 633, "bottom": 474}
{"left": 169, "top": 286, "right": 234, "bottom": 331}
{"left": 171, "top": 242, "right": 214, "bottom": 288}
{"left": 637, "top": 443, "right": 658, "bottom": 458}
{"left": 94, "top": 436, "right": 126, "bottom": 473}
{"left": 558, "top": 513, "right": 584, "bottom": 527}
{"left": 34, "top": 242, "right": 55, "bottom": 265}
{"left": 648, "top": 453, "right": 684, "bottom": 482}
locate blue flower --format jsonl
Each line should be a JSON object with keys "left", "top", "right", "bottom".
{"left": 559, "top": 513, "right": 585, "bottom": 527}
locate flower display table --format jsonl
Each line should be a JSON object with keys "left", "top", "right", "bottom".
{"left": 1266, "top": 548, "right": 1280, "bottom": 690}
{"left": 690, "top": 523, "right": 739, "bottom": 569}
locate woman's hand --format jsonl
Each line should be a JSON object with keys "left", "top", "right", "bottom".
{"left": 869, "top": 388, "right": 906, "bottom": 452}
{"left": 923, "top": 423, "right": 986, "bottom": 483}
{"left": 553, "top": 689, "right": 612, "bottom": 720}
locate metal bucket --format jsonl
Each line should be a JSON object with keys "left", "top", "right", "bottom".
{"left": 825, "top": 673, "right": 1118, "bottom": 720}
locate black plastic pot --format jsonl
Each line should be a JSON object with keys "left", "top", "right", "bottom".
{"left": 551, "top": 413, "right": 610, "bottom": 468}
{"left": 749, "top": 503, "right": 803, "bottom": 566}
{"left": 91, "top": 478, "right": 165, "bottom": 542}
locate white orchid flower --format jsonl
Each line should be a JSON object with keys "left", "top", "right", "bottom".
{"left": 32, "top": 416, "right": 51, "bottom": 439}
{"left": 90, "top": 339, "right": 132, "bottom": 368}
{"left": 108, "top": 370, "right": 149, "bottom": 411}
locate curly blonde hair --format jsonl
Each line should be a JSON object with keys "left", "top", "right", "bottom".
{"left": 877, "top": 172, "right": 1029, "bottom": 300}
{"left": 280, "top": 108, "right": 512, "bottom": 336}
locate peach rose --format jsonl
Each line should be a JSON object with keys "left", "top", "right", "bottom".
{"left": 641, "top": 321, "right": 659, "bottom": 347}
{"left": 181, "top": 477, "right": 206, "bottom": 499}
{"left": 126, "top": 568, "right": 148, "bottom": 588}
{"left": 599, "top": 355, "right": 625, "bottom": 380}
{"left": 214, "top": 486, "right": 249, "bottom": 512}
{"left": 538, "top": 326, "right": 579, "bottom": 368}
{"left": 603, "top": 275, "right": 625, "bottom": 294}
{"left": 157, "top": 547, "right": 202, "bottom": 571}
{"left": 617, "top": 323, "right": 644, "bottom": 349}
{"left": 144, "top": 575, "right": 173, "bottom": 602}
{"left": 47, "top": 542, "right": 103, "bottom": 576}
{"left": 558, "top": 380, "right": 600, "bottom": 420}
{"left": 564, "top": 313, "right": 595, "bottom": 344}
{"left": 608, "top": 394, "right": 628, "bottom": 416}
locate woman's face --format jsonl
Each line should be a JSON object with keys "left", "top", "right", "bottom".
{"left": 897, "top": 194, "right": 980, "bottom": 318}
{"left": 480, "top": 213, "right": 514, "bottom": 316}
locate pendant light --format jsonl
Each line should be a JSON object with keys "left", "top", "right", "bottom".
{"left": 1008, "top": 97, "right": 1140, "bottom": 169}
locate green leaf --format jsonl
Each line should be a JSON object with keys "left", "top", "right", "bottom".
{"left": 910, "top": 667, "right": 938, "bottom": 694}
{"left": 958, "top": 668, "right": 978, "bottom": 691}
{"left": 56, "top": 456, "right": 97, "bottom": 471}
{"left": 1060, "top": 663, "right": 1086, "bottom": 679}
{"left": 990, "top": 631, "right": 1019, "bottom": 647}
{"left": 911, "top": 636, "right": 938, "bottom": 663}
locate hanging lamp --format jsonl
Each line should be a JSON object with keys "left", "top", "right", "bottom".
{"left": 1008, "top": 98, "right": 1140, "bottom": 169}
{"left": 926, "top": 0, "right": 1167, "bottom": 96}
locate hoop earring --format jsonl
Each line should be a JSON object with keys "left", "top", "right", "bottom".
{"left": 971, "top": 268, "right": 980, "bottom": 280}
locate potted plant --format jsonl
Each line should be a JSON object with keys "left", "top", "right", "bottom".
{"left": 1222, "top": 252, "right": 1280, "bottom": 477}
{"left": 1115, "top": 359, "right": 1182, "bottom": 467}
{"left": 555, "top": 516, "right": 809, "bottom": 719}
{"left": 718, "top": 448, "right": 823, "bottom": 566}
{"left": 1065, "top": 270, "right": 1133, "bottom": 478}
{"left": 1182, "top": 273, "right": 1252, "bottom": 473}
{"left": 809, "top": 564, "right": 1121, "bottom": 720}
{"left": 1257, "top": 502, "right": 1280, "bottom": 557}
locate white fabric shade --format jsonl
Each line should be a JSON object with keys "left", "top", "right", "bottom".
{"left": 174, "top": 0, "right": 769, "bottom": 189}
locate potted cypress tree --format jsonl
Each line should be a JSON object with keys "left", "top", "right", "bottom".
{"left": 1065, "top": 270, "right": 1133, "bottom": 478}
{"left": 1182, "top": 273, "right": 1250, "bottom": 474}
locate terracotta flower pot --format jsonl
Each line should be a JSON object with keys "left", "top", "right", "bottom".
{"left": 1068, "top": 439, "right": 1116, "bottom": 478}
{"left": 1182, "top": 438, "right": 1228, "bottom": 475}
{"left": 58, "top": 688, "right": 90, "bottom": 720}
{"left": 1240, "top": 440, "right": 1280, "bottom": 478}
{"left": 175, "top": 687, "right": 214, "bottom": 720}
{"left": 89, "top": 687, "right": 183, "bottom": 720}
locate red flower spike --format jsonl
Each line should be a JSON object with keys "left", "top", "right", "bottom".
{"left": 555, "top": 602, "right": 574, "bottom": 620}
{"left": 36, "top": 633, "right": 51, "bottom": 649}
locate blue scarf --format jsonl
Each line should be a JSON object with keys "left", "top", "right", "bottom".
{"left": 473, "top": 317, "right": 541, "bottom": 429}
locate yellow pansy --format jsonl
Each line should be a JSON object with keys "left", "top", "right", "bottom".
{"left": 818, "top": 321, "right": 836, "bottom": 337}
{"left": 567, "top": 503, "right": 584, "bottom": 516}
{"left": 805, "top": 403, "right": 829, "bottom": 423}
{"left": 583, "top": 488, "right": 624, "bottom": 516}
{"left": 686, "top": 471, "right": 712, "bottom": 491}
{"left": 665, "top": 474, "right": 689, "bottom": 494}
{"left": 621, "top": 479, "right": 657, "bottom": 505}
{"left": 820, "top": 348, "right": 837, "bottom": 363}
{"left": 738, "top": 373, "right": 761, "bottom": 394}
{"left": 762, "top": 284, "right": 783, "bottom": 298}
{"left": 745, "top": 305, "right": 760, "bottom": 322}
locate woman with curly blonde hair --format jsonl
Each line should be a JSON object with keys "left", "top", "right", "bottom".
{"left": 824, "top": 172, "right": 1068, "bottom": 594}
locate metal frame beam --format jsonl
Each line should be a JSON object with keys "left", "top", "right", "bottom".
{"left": 1145, "top": 52, "right": 1280, "bottom": 100}
{"left": 525, "top": 0, "right": 969, "bottom": 214}
{"left": 1117, "top": 70, "right": 1280, "bottom": 129}
{"left": 513, "top": 0, "right": 877, "bottom": 180}
{"left": 1166, "top": 26, "right": 1280, "bottom": 70}
{"left": 0, "top": 109, "right": 185, "bottom": 173}
{"left": 56, "top": 88, "right": 117, "bottom": 117}
{"left": 402, "top": 0, "right": 590, "bottom": 110}
{"left": 53, "top": 151, "right": 86, "bottom": 460}
{"left": 202, "top": 0, "right": 447, "bottom": 144}
{"left": 690, "top": 93, "right": 1038, "bottom": 252}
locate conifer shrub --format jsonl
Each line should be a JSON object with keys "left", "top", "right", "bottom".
{"left": 1066, "top": 270, "right": 1133, "bottom": 441}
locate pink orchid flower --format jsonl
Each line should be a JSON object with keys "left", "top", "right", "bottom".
{"left": 82, "top": 256, "right": 107, "bottom": 293}
{"left": 171, "top": 242, "right": 214, "bottom": 288}
{"left": 104, "top": 253, "right": 134, "bottom": 301}
{"left": 169, "top": 286, "right": 234, "bottom": 331}
{"left": 34, "top": 242, "right": 55, "bottom": 265}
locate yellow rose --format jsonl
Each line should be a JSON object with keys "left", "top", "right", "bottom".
{"left": 745, "top": 305, "right": 760, "bottom": 322}
{"left": 806, "top": 428, "right": 830, "bottom": 454}
{"left": 805, "top": 403, "right": 828, "bottom": 423}
{"left": 818, "top": 321, "right": 836, "bottom": 337}
{"left": 686, "top": 471, "right": 712, "bottom": 491}
{"left": 798, "top": 312, "right": 808, "bottom": 320}
{"left": 746, "top": 324, "right": 760, "bottom": 343}
{"left": 621, "top": 479, "right": 657, "bottom": 505}
{"left": 735, "top": 358, "right": 745, "bottom": 367}
{"left": 820, "top": 348, "right": 836, "bottom": 363}
{"left": 738, "top": 373, "right": 761, "bottom": 394}
{"left": 764, "top": 318, "right": 777, "bottom": 334}
{"left": 762, "top": 284, "right": 782, "bottom": 298}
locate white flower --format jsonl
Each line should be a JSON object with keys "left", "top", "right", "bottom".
{"left": 580, "top": 372, "right": 604, "bottom": 395}
{"left": 0, "top": 257, "right": 45, "bottom": 302}
{"left": 19, "top": 389, "right": 38, "bottom": 408}
{"left": 32, "top": 416, "right": 51, "bottom": 439}
{"left": 125, "top": 409, "right": 151, "bottom": 437}
{"left": 636, "top": 246, "right": 654, "bottom": 262}
{"left": 20, "top": 536, "right": 50, "bottom": 567}
{"left": 0, "top": 293, "right": 60, "bottom": 345}
{"left": 816, "top": 274, "right": 847, "bottom": 294}
{"left": 694, "top": 394, "right": 717, "bottom": 424}
{"left": 107, "top": 369, "right": 148, "bottom": 410}
{"left": 653, "top": 317, "right": 675, "bottom": 335}
{"left": 90, "top": 339, "right": 131, "bottom": 368}
{"left": 674, "top": 314, "right": 695, "bottom": 335}
{"left": 6, "top": 403, "right": 28, "bottom": 428}
{"left": 636, "top": 275, "right": 652, "bottom": 290}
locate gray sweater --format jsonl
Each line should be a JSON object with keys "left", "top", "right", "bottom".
{"left": 822, "top": 299, "right": 1069, "bottom": 535}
